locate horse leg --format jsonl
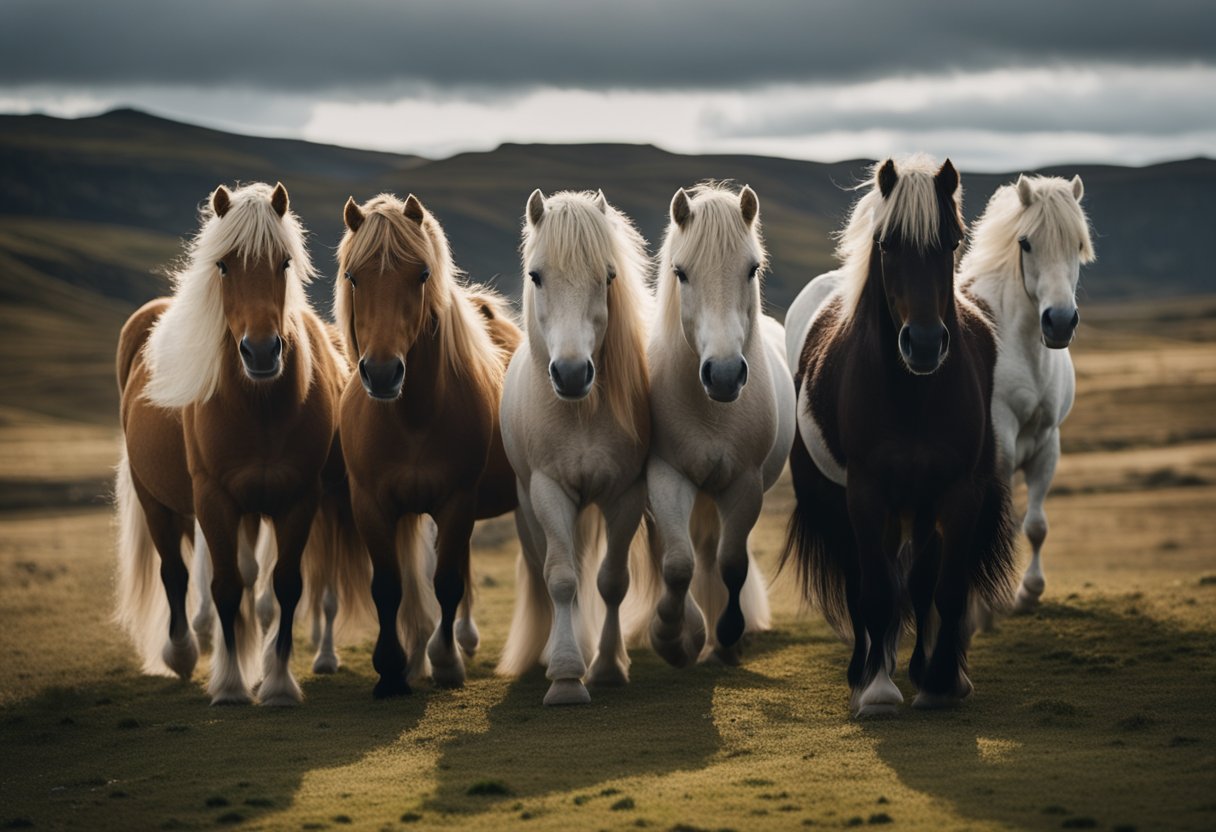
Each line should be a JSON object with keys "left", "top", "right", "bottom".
{"left": 190, "top": 522, "right": 213, "bottom": 652}
{"left": 647, "top": 456, "right": 706, "bottom": 667}
{"left": 914, "top": 490, "right": 980, "bottom": 709}
{"left": 426, "top": 492, "right": 477, "bottom": 688}
{"left": 587, "top": 478, "right": 646, "bottom": 687}
{"left": 456, "top": 590, "right": 479, "bottom": 659}
{"left": 709, "top": 472, "right": 764, "bottom": 666}
{"left": 352, "top": 488, "right": 409, "bottom": 698}
{"left": 196, "top": 486, "right": 252, "bottom": 705}
{"left": 847, "top": 478, "right": 903, "bottom": 718}
{"left": 259, "top": 493, "right": 318, "bottom": 706}
{"left": 1013, "top": 429, "right": 1059, "bottom": 613}
{"left": 525, "top": 473, "right": 589, "bottom": 704}
{"left": 312, "top": 586, "right": 340, "bottom": 674}
{"left": 251, "top": 518, "right": 278, "bottom": 634}
{"left": 137, "top": 488, "right": 197, "bottom": 680}
{"left": 907, "top": 520, "right": 943, "bottom": 689}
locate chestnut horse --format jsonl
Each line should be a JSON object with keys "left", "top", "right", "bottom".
{"left": 335, "top": 192, "right": 520, "bottom": 698}
{"left": 130, "top": 181, "right": 365, "bottom": 705}
{"left": 783, "top": 156, "right": 1016, "bottom": 717}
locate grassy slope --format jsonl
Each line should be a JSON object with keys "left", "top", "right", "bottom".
{"left": 1, "top": 303, "right": 1214, "bottom": 831}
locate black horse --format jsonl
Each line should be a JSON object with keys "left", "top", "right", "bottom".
{"left": 782, "top": 156, "right": 1015, "bottom": 717}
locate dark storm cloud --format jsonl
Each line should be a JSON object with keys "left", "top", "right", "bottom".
{"left": 2, "top": 0, "right": 1213, "bottom": 92}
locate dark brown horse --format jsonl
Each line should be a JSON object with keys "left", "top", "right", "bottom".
{"left": 127, "top": 181, "right": 365, "bottom": 705}
{"left": 782, "top": 156, "right": 1015, "bottom": 718}
{"left": 336, "top": 193, "right": 521, "bottom": 698}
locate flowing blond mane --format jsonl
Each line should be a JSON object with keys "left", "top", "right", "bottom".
{"left": 143, "top": 182, "right": 317, "bottom": 408}
{"left": 521, "top": 191, "right": 651, "bottom": 442}
{"left": 960, "top": 176, "right": 1095, "bottom": 285}
{"left": 334, "top": 193, "right": 506, "bottom": 399}
{"left": 835, "top": 154, "right": 963, "bottom": 321}
{"left": 656, "top": 180, "right": 768, "bottom": 333}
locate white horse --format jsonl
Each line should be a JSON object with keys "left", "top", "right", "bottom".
{"left": 647, "top": 182, "right": 795, "bottom": 666}
{"left": 499, "top": 189, "right": 656, "bottom": 705}
{"left": 960, "top": 174, "right": 1094, "bottom": 612}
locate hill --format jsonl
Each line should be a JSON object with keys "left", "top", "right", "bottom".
{"left": 1, "top": 109, "right": 1213, "bottom": 422}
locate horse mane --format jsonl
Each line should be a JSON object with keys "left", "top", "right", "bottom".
{"left": 656, "top": 180, "right": 768, "bottom": 334}
{"left": 960, "top": 176, "right": 1095, "bottom": 285}
{"left": 144, "top": 182, "right": 317, "bottom": 408}
{"left": 836, "top": 154, "right": 964, "bottom": 322}
{"left": 334, "top": 193, "right": 506, "bottom": 399}
{"left": 521, "top": 190, "right": 651, "bottom": 443}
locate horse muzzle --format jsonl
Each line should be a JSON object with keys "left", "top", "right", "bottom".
{"left": 359, "top": 356, "right": 405, "bottom": 400}
{"left": 898, "top": 323, "right": 949, "bottom": 375}
{"left": 700, "top": 355, "right": 748, "bottom": 403}
{"left": 1041, "top": 306, "right": 1079, "bottom": 349}
{"left": 239, "top": 334, "right": 283, "bottom": 380}
{"left": 549, "top": 358, "right": 595, "bottom": 400}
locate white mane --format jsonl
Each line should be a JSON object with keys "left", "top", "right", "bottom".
{"left": 835, "top": 154, "right": 961, "bottom": 320}
{"left": 143, "top": 182, "right": 317, "bottom": 408}
{"left": 961, "top": 176, "right": 1095, "bottom": 284}
{"left": 521, "top": 191, "right": 652, "bottom": 441}
{"left": 656, "top": 181, "right": 767, "bottom": 331}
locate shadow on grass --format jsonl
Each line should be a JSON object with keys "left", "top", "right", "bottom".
{"left": 424, "top": 633, "right": 789, "bottom": 816}
{"left": 0, "top": 654, "right": 423, "bottom": 830}
{"left": 860, "top": 599, "right": 1216, "bottom": 831}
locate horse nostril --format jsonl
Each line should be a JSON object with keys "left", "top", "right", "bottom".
{"left": 549, "top": 361, "right": 561, "bottom": 386}
{"left": 358, "top": 358, "right": 371, "bottom": 386}
{"left": 1042, "top": 309, "right": 1054, "bottom": 331}
{"left": 239, "top": 337, "right": 254, "bottom": 362}
{"left": 939, "top": 328, "right": 950, "bottom": 357}
{"left": 584, "top": 360, "right": 595, "bottom": 387}
{"left": 271, "top": 335, "right": 283, "bottom": 358}
{"left": 737, "top": 358, "right": 749, "bottom": 387}
{"left": 700, "top": 360, "right": 714, "bottom": 387}
{"left": 1070, "top": 309, "right": 1080, "bottom": 329}
{"left": 898, "top": 326, "right": 912, "bottom": 358}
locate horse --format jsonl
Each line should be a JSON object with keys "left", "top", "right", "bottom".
{"left": 499, "top": 189, "right": 656, "bottom": 705}
{"left": 782, "top": 156, "right": 1016, "bottom": 718}
{"left": 130, "top": 181, "right": 366, "bottom": 705}
{"left": 959, "top": 174, "right": 1094, "bottom": 613}
{"left": 335, "top": 192, "right": 521, "bottom": 697}
{"left": 646, "top": 182, "right": 795, "bottom": 667}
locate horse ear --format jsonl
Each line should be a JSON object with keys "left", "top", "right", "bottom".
{"left": 211, "top": 185, "right": 231, "bottom": 218}
{"left": 403, "top": 194, "right": 425, "bottom": 224}
{"left": 671, "top": 188, "right": 692, "bottom": 229}
{"left": 935, "top": 159, "right": 959, "bottom": 197}
{"left": 594, "top": 189, "right": 608, "bottom": 214}
{"left": 1071, "top": 174, "right": 1084, "bottom": 202}
{"left": 343, "top": 197, "right": 364, "bottom": 232}
{"left": 1017, "top": 174, "right": 1035, "bottom": 207}
{"left": 877, "top": 160, "right": 898, "bottom": 199}
{"left": 527, "top": 189, "right": 546, "bottom": 226}
{"left": 739, "top": 185, "right": 759, "bottom": 226}
{"left": 270, "top": 182, "right": 289, "bottom": 217}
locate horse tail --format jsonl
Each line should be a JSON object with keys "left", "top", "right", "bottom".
{"left": 968, "top": 473, "right": 1018, "bottom": 612}
{"left": 302, "top": 491, "right": 375, "bottom": 639}
{"left": 573, "top": 509, "right": 607, "bottom": 665}
{"left": 620, "top": 515, "right": 663, "bottom": 646}
{"left": 779, "top": 422, "right": 855, "bottom": 638}
{"left": 397, "top": 515, "right": 440, "bottom": 682}
{"left": 113, "top": 446, "right": 174, "bottom": 675}
{"left": 497, "top": 512, "right": 551, "bottom": 677}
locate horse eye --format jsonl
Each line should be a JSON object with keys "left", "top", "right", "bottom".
{"left": 674, "top": 266, "right": 688, "bottom": 284}
{"left": 529, "top": 271, "right": 542, "bottom": 287}
{"left": 1079, "top": 242, "right": 1084, "bottom": 253}
{"left": 951, "top": 239, "right": 961, "bottom": 252}
{"left": 607, "top": 268, "right": 616, "bottom": 285}
{"left": 216, "top": 261, "right": 228, "bottom": 275}
{"left": 1019, "top": 237, "right": 1032, "bottom": 253}
{"left": 344, "top": 270, "right": 357, "bottom": 288}
{"left": 420, "top": 267, "right": 431, "bottom": 284}
{"left": 748, "top": 263, "right": 760, "bottom": 280}
{"left": 282, "top": 258, "right": 291, "bottom": 271}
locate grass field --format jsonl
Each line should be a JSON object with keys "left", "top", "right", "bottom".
{"left": 1, "top": 299, "right": 1214, "bottom": 831}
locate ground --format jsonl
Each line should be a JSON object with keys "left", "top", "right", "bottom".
{"left": 1, "top": 299, "right": 1214, "bottom": 831}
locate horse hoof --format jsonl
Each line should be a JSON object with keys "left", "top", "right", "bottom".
{"left": 162, "top": 636, "right": 199, "bottom": 680}
{"left": 1012, "top": 586, "right": 1043, "bottom": 614}
{"left": 587, "top": 657, "right": 629, "bottom": 688}
{"left": 911, "top": 691, "right": 963, "bottom": 710}
{"left": 373, "top": 675, "right": 411, "bottom": 699}
{"left": 456, "top": 618, "right": 480, "bottom": 658}
{"left": 544, "top": 679, "right": 591, "bottom": 706}
{"left": 312, "top": 653, "right": 340, "bottom": 675}
{"left": 705, "top": 643, "right": 743, "bottom": 667}
{"left": 210, "top": 689, "right": 253, "bottom": 706}
{"left": 259, "top": 691, "right": 301, "bottom": 707}
{"left": 854, "top": 675, "right": 903, "bottom": 718}
{"left": 854, "top": 701, "right": 900, "bottom": 718}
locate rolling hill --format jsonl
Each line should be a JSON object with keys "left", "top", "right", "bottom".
{"left": 1, "top": 108, "right": 1213, "bottom": 423}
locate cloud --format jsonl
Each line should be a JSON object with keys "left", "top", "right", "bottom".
{"left": 1, "top": 0, "right": 1213, "bottom": 92}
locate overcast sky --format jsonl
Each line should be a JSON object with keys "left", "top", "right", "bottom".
{"left": 2, "top": 0, "right": 1213, "bottom": 170}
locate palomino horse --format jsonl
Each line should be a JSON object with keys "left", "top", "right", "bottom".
{"left": 134, "top": 181, "right": 365, "bottom": 705}
{"left": 960, "top": 174, "right": 1094, "bottom": 613}
{"left": 646, "top": 182, "right": 795, "bottom": 666}
{"left": 783, "top": 156, "right": 1016, "bottom": 717}
{"left": 499, "top": 189, "right": 655, "bottom": 705}
{"left": 335, "top": 193, "right": 520, "bottom": 697}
